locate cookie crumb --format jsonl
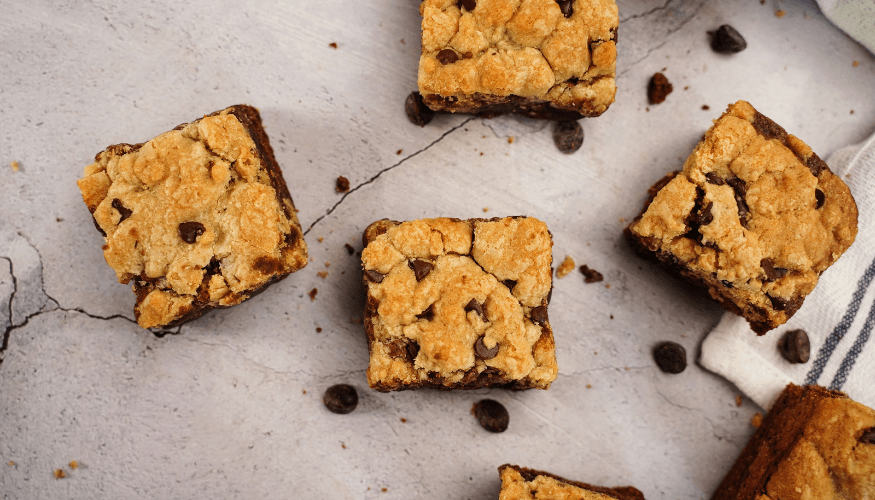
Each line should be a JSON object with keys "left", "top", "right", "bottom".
{"left": 396, "top": 149, "right": 403, "bottom": 155}
{"left": 735, "top": 395, "right": 743, "bottom": 407}
{"left": 579, "top": 265, "right": 604, "bottom": 283}
{"left": 324, "top": 261, "right": 330, "bottom": 268}
{"left": 482, "top": 207, "right": 489, "bottom": 213}
{"left": 400, "top": 39, "right": 405, "bottom": 44}
{"left": 69, "top": 461, "right": 78, "bottom": 469}
{"left": 684, "top": 86, "right": 689, "bottom": 90}
{"left": 10, "top": 161, "right": 19, "bottom": 172}
{"left": 54, "top": 469, "right": 66, "bottom": 479}
{"left": 382, "top": 488, "right": 388, "bottom": 492}
{"left": 507, "top": 137, "right": 514, "bottom": 144}
{"left": 8, "top": 461, "right": 15, "bottom": 466}
{"left": 610, "top": 314, "right": 614, "bottom": 319}
{"left": 556, "top": 255, "right": 576, "bottom": 278}
{"left": 400, "top": 418, "right": 407, "bottom": 423}
{"left": 850, "top": 110, "right": 855, "bottom": 115}
{"left": 342, "top": 443, "right": 346, "bottom": 449}
{"left": 701, "top": 104, "right": 710, "bottom": 110}
{"left": 647, "top": 72, "right": 673, "bottom": 104}
{"left": 329, "top": 42, "right": 338, "bottom": 49}
{"left": 303, "top": 389, "right": 307, "bottom": 394}
{"left": 605, "top": 284, "right": 610, "bottom": 289}
{"left": 335, "top": 175, "right": 350, "bottom": 193}
{"left": 309, "top": 288, "right": 318, "bottom": 301}
{"left": 318, "top": 237, "right": 324, "bottom": 243}
{"left": 751, "top": 412, "right": 763, "bottom": 428}
{"left": 344, "top": 243, "right": 355, "bottom": 255}
{"left": 775, "top": 9, "right": 785, "bottom": 17}
{"left": 852, "top": 60, "right": 860, "bottom": 67}
{"left": 586, "top": 384, "right": 592, "bottom": 388}
{"left": 316, "top": 327, "right": 322, "bottom": 333}
{"left": 317, "top": 271, "right": 328, "bottom": 279}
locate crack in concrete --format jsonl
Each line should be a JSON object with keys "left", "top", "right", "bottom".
{"left": 654, "top": 384, "right": 737, "bottom": 443}
{"left": 303, "top": 117, "right": 476, "bottom": 236}
{"left": 556, "top": 364, "right": 651, "bottom": 379}
{"left": 617, "top": 0, "right": 707, "bottom": 78}
{"left": 619, "top": 0, "right": 673, "bottom": 24}
{"left": 0, "top": 257, "right": 17, "bottom": 361}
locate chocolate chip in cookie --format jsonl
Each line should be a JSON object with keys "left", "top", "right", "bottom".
{"left": 178, "top": 221, "right": 205, "bottom": 244}
{"left": 474, "top": 336, "right": 499, "bottom": 359}
{"left": 437, "top": 49, "right": 459, "bottom": 65}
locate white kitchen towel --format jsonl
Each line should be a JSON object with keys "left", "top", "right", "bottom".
{"left": 816, "top": 0, "right": 875, "bottom": 55}
{"left": 700, "top": 131, "right": 875, "bottom": 410}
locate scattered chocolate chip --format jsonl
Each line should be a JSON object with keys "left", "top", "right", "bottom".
{"left": 695, "top": 202, "right": 714, "bottom": 226}
{"left": 458, "top": 0, "right": 476, "bottom": 11}
{"left": 472, "top": 399, "right": 509, "bottom": 433}
{"left": 112, "top": 198, "right": 133, "bottom": 223}
{"left": 365, "top": 269, "right": 385, "bottom": 283}
{"left": 815, "top": 189, "right": 825, "bottom": 209}
{"left": 345, "top": 243, "right": 355, "bottom": 255}
{"left": 178, "top": 221, "right": 205, "bottom": 244}
{"left": 416, "top": 304, "right": 435, "bottom": 321}
{"left": 705, "top": 173, "right": 725, "bottom": 186}
{"left": 761, "top": 258, "right": 777, "bottom": 281}
{"left": 437, "top": 49, "right": 459, "bottom": 65}
{"left": 409, "top": 259, "right": 434, "bottom": 281}
{"left": 336, "top": 175, "right": 350, "bottom": 193}
{"left": 579, "top": 265, "right": 604, "bottom": 283}
{"left": 860, "top": 427, "right": 875, "bottom": 445}
{"left": 530, "top": 305, "right": 548, "bottom": 326}
{"left": 647, "top": 72, "right": 673, "bottom": 105}
{"left": 778, "top": 329, "right": 810, "bottom": 364}
{"left": 769, "top": 295, "right": 788, "bottom": 311}
{"left": 556, "top": 0, "right": 573, "bottom": 18}
{"left": 702, "top": 105, "right": 710, "bottom": 110}
{"left": 654, "top": 342, "right": 687, "bottom": 374}
{"left": 405, "top": 91, "right": 435, "bottom": 127}
{"left": 710, "top": 25, "right": 747, "bottom": 54}
{"left": 503, "top": 279, "right": 517, "bottom": 291}
{"left": 464, "top": 299, "right": 486, "bottom": 321}
{"left": 323, "top": 384, "right": 358, "bottom": 414}
{"left": 474, "top": 336, "right": 499, "bottom": 359}
{"left": 552, "top": 120, "right": 584, "bottom": 154}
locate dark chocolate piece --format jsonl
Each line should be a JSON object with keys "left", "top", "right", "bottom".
{"left": 437, "top": 49, "right": 459, "bottom": 65}
{"left": 178, "top": 221, "right": 205, "bottom": 244}
{"left": 409, "top": 259, "right": 434, "bottom": 281}
{"left": 464, "top": 299, "right": 486, "bottom": 321}
{"left": 323, "top": 384, "right": 359, "bottom": 414}
{"left": 778, "top": 329, "right": 810, "bottom": 364}
{"left": 647, "top": 72, "right": 673, "bottom": 105}
{"left": 365, "top": 269, "right": 385, "bottom": 283}
{"left": 654, "top": 342, "right": 687, "bottom": 374}
{"left": 815, "top": 189, "right": 825, "bottom": 209}
{"left": 860, "top": 427, "right": 875, "bottom": 445}
{"left": 579, "top": 265, "right": 604, "bottom": 283}
{"left": 557, "top": 0, "right": 573, "bottom": 18}
{"left": 473, "top": 399, "right": 509, "bottom": 433}
{"left": 458, "top": 0, "right": 476, "bottom": 11}
{"left": 710, "top": 25, "right": 747, "bottom": 54}
{"left": 530, "top": 305, "right": 548, "bottom": 326}
{"left": 474, "top": 336, "right": 499, "bottom": 359}
{"left": 336, "top": 175, "right": 350, "bottom": 193}
{"left": 405, "top": 91, "right": 435, "bottom": 127}
{"left": 553, "top": 120, "right": 584, "bottom": 154}
{"left": 112, "top": 198, "right": 133, "bottom": 223}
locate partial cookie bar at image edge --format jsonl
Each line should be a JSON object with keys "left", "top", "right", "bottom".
{"left": 498, "top": 464, "right": 645, "bottom": 500}
{"left": 76, "top": 105, "right": 309, "bottom": 329}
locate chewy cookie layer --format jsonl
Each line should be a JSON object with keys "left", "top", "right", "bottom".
{"left": 361, "top": 217, "right": 557, "bottom": 391}
{"left": 711, "top": 385, "right": 875, "bottom": 500}
{"left": 626, "top": 101, "right": 857, "bottom": 334}
{"left": 498, "top": 464, "right": 645, "bottom": 500}
{"left": 418, "top": 0, "right": 618, "bottom": 119}
{"left": 77, "top": 105, "right": 308, "bottom": 329}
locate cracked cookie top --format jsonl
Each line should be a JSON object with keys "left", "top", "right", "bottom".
{"left": 361, "top": 217, "right": 556, "bottom": 390}
{"left": 418, "top": 0, "right": 618, "bottom": 110}
{"left": 76, "top": 106, "right": 308, "bottom": 328}
{"left": 498, "top": 465, "right": 643, "bottom": 500}
{"left": 629, "top": 101, "right": 857, "bottom": 326}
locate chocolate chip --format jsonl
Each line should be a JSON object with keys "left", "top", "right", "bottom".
{"left": 365, "top": 269, "right": 385, "bottom": 283}
{"left": 335, "top": 175, "right": 350, "bottom": 193}
{"left": 654, "top": 342, "right": 687, "bottom": 374}
{"left": 579, "top": 265, "right": 604, "bottom": 283}
{"left": 387, "top": 339, "right": 408, "bottom": 358}
{"left": 761, "top": 258, "right": 777, "bottom": 281}
{"left": 407, "top": 340, "right": 420, "bottom": 360}
{"left": 178, "top": 221, "right": 205, "bottom": 244}
{"left": 472, "top": 399, "right": 509, "bottom": 433}
{"left": 458, "top": 0, "right": 476, "bottom": 12}
{"left": 416, "top": 304, "right": 435, "bottom": 321}
{"left": 769, "top": 295, "right": 788, "bottom": 311}
{"left": 556, "top": 0, "right": 573, "bottom": 18}
{"left": 323, "top": 384, "right": 358, "bottom": 414}
{"left": 778, "top": 329, "right": 810, "bottom": 364}
{"left": 815, "top": 189, "right": 825, "bottom": 209}
{"left": 552, "top": 120, "right": 584, "bottom": 154}
{"left": 647, "top": 72, "right": 673, "bottom": 105}
{"left": 474, "top": 336, "right": 499, "bottom": 359}
{"left": 530, "top": 305, "right": 548, "bottom": 326}
{"left": 112, "top": 198, "right": 133, "bottom": 223}
{"left": 705, "top": 173, "right": 725, "bottom": 186}
{"left": 710, "top": 25, "right": 747, "bottom": 54}
{"left": 345, "top": 243, "right": 355, "bottom": 255}
{"left": 464, "top": 299, "right": 486, "bottom": 321}
{"left": 409, "top": 259, "right": 433, "bottom": 281}
{"left": 721, "top": 280, "right": 734, "bottom": 288}
{"left": 503, "top": 279, "right": 517, "bottom": 291}
{"left": 860, "top": 427, "right": 875, "bottom": 444}
{"left": 696, "top": 202, "right": 714, "bottom": 226}
{"left": 726, "top": 176, "right": 747, "bottom": 196}
{"left": 437, "top": 49, "right": 459, "bottom": 65}
{"left": 405, "top": 91, "right": 434, "bottom": 127}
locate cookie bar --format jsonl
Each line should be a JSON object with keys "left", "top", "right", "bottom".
{"left": 711, "top": 384, "right": 875, "bottom": 499}
{"left": 626, "top": 101, "right": 857, "bottom": 334}
{"left": 498, "top": 464, "right": 645, "bottom": 500}
{"left": 418, "top": 0, "right": 618, "bottom": 119}
{"left": 77, "top": 105, "right": 308, "bottom": 329}
{"left": 361, "top": 217, "right": 557, "bottom": 391}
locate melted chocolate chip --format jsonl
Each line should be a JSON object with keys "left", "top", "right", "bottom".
{"left": 323, "top": 384, "right": 358, "bottom": 414}
{"left": 387, "top": 339, "right": 408, "bottom": 358}
{"left": 407, "top": 340, "right": 420, "bottom": 360}
{"left": 112, "top": 198, "right": 132, "bottom": 223}
{"left": 860, "top": 427, "right": 875, "bottom": 445}
{"left": 556, "top": 0, "right": 573, "bottom": 18}
{"left": 530, "top": 305, "right": 548, "bottom": 326}
{"left": 472, "top": 399, "right": 509, "bottom": 433}
{"left": 409, "top": 259, "right": 434, "bottom": 281}
{"left": 474, "top": 336, "right": 499, "bottom": 359}
{"left": 761, "top": 258, "right": 777, "bottom": 281}
{"left": 458, "top": 0, "right": 476, "bottom": 11}
{"left": 405, "top": 91, "right": 435, "bottom": 127}
{"left": 503, "top": 279, "right": 517, "bottom": 291}
{"left": 553, "top": 120, "right": 584, "bottom": 154}
{"left": 345, "top": 243, "right": 355, "bottom": 255}
{"left": 710, "top": 25, "right": 747, "bottom": 54}
{"left": 464, "top": 299, "right": 486, "bottom": 321}
{"left": 178, "top": 221, "right": 205, "bottom": 244}
{"left": 437, "top": 49, "right": 459, "bottom": 65}
{"left": 705, "top": 173, "right": 725, "bottom": 186}
{"left": 416, "top": 304, "right": 435, "bottom": 321}
{"left": 769, "top": 295, "right": 788, "bottom": 311}
{"left": 365, "top": 269, "right": 385, "bottom": 283}
{"left": 726, "top": 176, "right": 747, "bottom": 196}
{"left": 696, "top": 202, "right": 714, "bottom": 226}
{"left": 778, "top": 329, "right": 810, "bottom": 364}
{"left": 815, "top": 189, "right": 825, "bottom": 209}
{"left": 654, "top": 342, "right": 687, "bottom": 374}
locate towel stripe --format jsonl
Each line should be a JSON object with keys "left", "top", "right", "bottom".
{"left": 804, "top": 256, "right": 875, "bottom": 386}
{"left": 829, "top": 296, "right": 875, "bottom": 390}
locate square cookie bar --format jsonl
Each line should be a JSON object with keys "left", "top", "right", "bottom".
{"left": 418, "top": 0, "right": 618, "bottom": 119}
{"left": 498, "top": 464, "right": 645, "bottom": 500}
{"left": 712, "top": 384, "right": 875, "bottom": 499}
{"left": 77, "top": 105, "right": 308, "bottom": 329}
{"left": 361, "top": 217, "right": 557, "bottom": 391}
{"left": 626, "top": 101, "right": 857, "bottom": 334}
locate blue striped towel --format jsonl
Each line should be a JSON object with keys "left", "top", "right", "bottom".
{"left": 700, "top": 132, "right": 875, "bottom": 410}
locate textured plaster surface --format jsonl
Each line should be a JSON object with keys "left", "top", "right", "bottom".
{"left": 1, "top": 0, "right": 874, "bottom": 499}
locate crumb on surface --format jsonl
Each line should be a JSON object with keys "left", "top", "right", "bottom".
{"left": 335, "top": 175, "right": 350, "bottom": 193}
{"left": 648, "top": 72, "right": 673, "bottom": 104}
{"left": 396, "top": 149, "right": 402, "bottom": 155}
{"left": 556, "top": 255, "right": 576, "bottom": 279}
{"left": 702, "top": 104, "right": 710, "bottom": 110}
{"left": 309, "top": 288, "right": 318, "bottom": 301}
{"left": 735, "top": 395, "right": 743, "bottom": 407}
{"left": 482, "top": 207, "right": 489, "bottom": 213}
{"left": 344, "top": 243, "right": 355, "bottom": 255}
{"left": 507, "top": 137, "right": 514, "bottom": 144}
{"left": 605, "top": 284, "right": 610, "bottom": 289}
{"left": 10, "top": 161, "right": 19, "bottom": 171}
{"left": 342, "top": 443, "right": 346, "bottom": 449}
{"left": 853, "top": 60, "right": 860, "bottom": 67}
{"left": 400, "top": 418, "right": 407, "bottom": 423}
{"left": 8, "top": 461, "right": 15, "bottom": 466}
{"left": 610, "top": 314, "right": 614, "bottom": 319}
{"left": 316, "top": 327, "right": 322, "bottom": 332}
{"left": 586, "top": 384, "right": 592, "bottom": 388}
{"left": 324, "top": 261, "right": 330, "bottom": 267}
{"left": 851, "top": 110, "right": 855, "bottom": 114}
{"left": 775, "top": 9, "right": 785, "bottom": 17}
{"left": 69, "top": 461, "right": 78, "bottom": 469}
{"left": 751, "top": 412, "right": 763, "bottom": 428}
{"left": 579, "top": 265, "right": 604, "bottom": 283}
{"left": 317, "top": 271, "right": 328, "bottom": 279}
{"left": 303, "top": 389, "right": 307, "bottom": 394}
{"left": 382, "top": 488, "right": 388, "bottom": 492}
{"left": 318, "top": 237, "right": 324, "bottom": 243}
{"left": 54, "top": 469, "right": 66, "bottom": 479}
{"left": 329, "top": 42, "right": 338, "bottom": 49}
{"left": 683, "top": 86, "right": 689, "bottom": 90}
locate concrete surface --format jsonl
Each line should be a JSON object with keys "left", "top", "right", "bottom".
{"left": 1, "top": 0, "right": 874, "bottom": 498}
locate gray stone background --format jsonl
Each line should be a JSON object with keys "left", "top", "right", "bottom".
{"left": 1, "top": 0, "right": 874, "bottom": 498}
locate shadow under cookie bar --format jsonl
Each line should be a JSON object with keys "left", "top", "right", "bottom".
{"left": 361, "top": 217, "right": 556, "bottom": 392}
{"left": 710, "top": 385, "right": 875, "bottom": 500}
{"left": 76, "top": 104, "right": 308, "bottom": 329}
{"left": 625, "top": 101, "right": 857, "bottom": 334}
{"left": 498, "top": 464, "right": 645, "bottom": 500}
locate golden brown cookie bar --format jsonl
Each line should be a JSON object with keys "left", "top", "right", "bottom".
{"left": 418, "top": 0, "right": 618, "bottom": 119}
{"left": 711, "top": 384, "right": 875, "bottom": 500}
{"left": 498, "top": 464, "right": 645, "bottom": 500}
{"left": 77, "top": 105, "right": 308, "bottom": 329}
{"left": 361, "top": 217, "right": 557, "bottom": 391}
{"left": 626, "top": 101, "right": 857, "bottom": 334}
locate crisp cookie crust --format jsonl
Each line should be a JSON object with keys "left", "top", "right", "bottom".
{"left": 498, "top": 464, "right": 645, "bottom": 500}
{"left": 711, "top": 384, "right": 875, "bottom": 500}
{"left": 77, "top": 105, "right": 308, "bottom": 329}
{"left": 627, "top": 100, "right": 857, "bottom": 334}
{"left": 361, "top": 217, "right": 557, "bottom": 391}
{"left": 418, "top": 0, "right": 618, "bottom": 118}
